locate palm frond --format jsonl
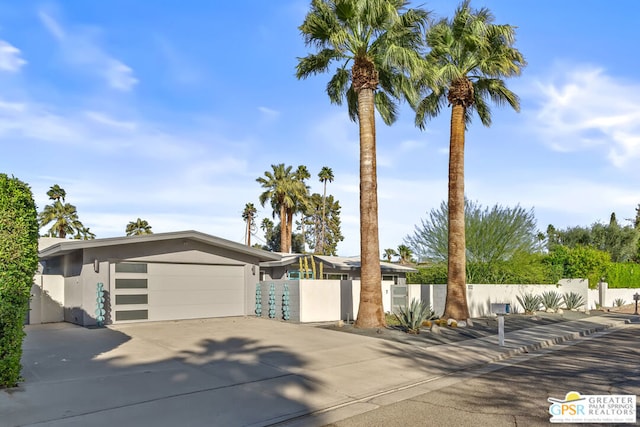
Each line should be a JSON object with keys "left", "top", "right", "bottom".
{"left": 327, "top": 67, "right": 351, "bottom": 105}
{"left": 296, "top": 49, "right": 343, "bottom": 79}
{"left": 374, "top": 91, "right": 398, "bottom": 125}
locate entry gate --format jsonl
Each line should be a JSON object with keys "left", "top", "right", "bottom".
{"left": 391, "top": 284, "right": 408, "bottom": 313}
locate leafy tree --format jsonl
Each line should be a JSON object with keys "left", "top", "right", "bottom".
{"left": 297, "top": 0, "right": 428, "bottom": 328}
{"left": 262, "top": 222, "right": 305, "bottom": 253}
{"left": 126, "top": 218, "right": 153, "bottom": 236}
{"left": 257, "top": 164, "right": 308, "bottom": 253}
{"left": 318, "top": 166, "right": 335, "bottom": 254}
{"left": 301, "top": 193, "right": 344, "bottom": 255}
{"left": 406, "top": 200, "right": 540, "bottom": 263}
{"left": 0, "top": 174, "right": 38, "bottom": 387}
{"left": 414, "top": 1, "right": 525, "bottom": 320}
{"left": 242, "top": 203, "right": 257, "bottom": 246}
{"left": 39, "top": 185, "right": 91, "bottom": 239}
{"left": 546, "top": 213, "right": 639, "bottom": 263}
{"left": 383, "top": 248, "right": 397, "bottom": 262}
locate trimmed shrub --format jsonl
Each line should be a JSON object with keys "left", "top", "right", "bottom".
{"left": 0, "top": 174, "right": 39, "bottom": 388}
{"left": 606, "top": 263, "right": 640, "bottom": 288}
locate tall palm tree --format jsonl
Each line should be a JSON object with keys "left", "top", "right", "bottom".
{"left": 318, "top": 166, "right": 334, "bottom": 254}
{"left": 126, "top": 218, "right": 153, "bottom": 236}
{"left": 257, "top": 164, "right": 307, "bottom": 253}
{"left": 39, "top": 200, "right": 80, "bottom": 238}
{"left": 415, "top": 1, "right": 525, "bottom": 320}
{"left": 242, "top": 203, "right": 257, "bottom": 246}
{"left": 297, "top": 0, "right": 428, "bottom": 328}
{"left": 383, "top": 248, "right": 397, "bottom": 262}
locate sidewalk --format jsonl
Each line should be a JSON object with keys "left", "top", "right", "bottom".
{"left": 1, "top": 314, "right": 633, "bottom": 427}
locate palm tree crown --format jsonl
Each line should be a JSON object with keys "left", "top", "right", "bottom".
{"left": 415, "top": 0, "right": 525, "bottom": 128}
{"left": 39, "top": 185, "right": 92, "bottom": 239}
{"left": 126, "top": 218, "right": 153, "bottom": 236}
{"left": 242, "top": 203, "right": 258, "bottom": 246}
{"left": 297, "top": 0, "right": 428, "bottom": 125}
{"left": 257, "top": 164, "right": 308, "bottom": 253}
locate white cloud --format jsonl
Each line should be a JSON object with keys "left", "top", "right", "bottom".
{"left": 105, "top": 60, "right": 138, "bottom": 91}
{"left": 0, "top": 40, "right": 27, "bottom": 72}
{"left": 258, "top": 106, "right": 280, "bottom": 120}
{"left": 528, "top": 66, "right": 640, "bottom": 168}
{"left": 37, "top": 9, "right": 138, "bottom": 91}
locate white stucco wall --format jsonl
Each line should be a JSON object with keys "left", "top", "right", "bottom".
{"left": 412, "top": 279, "right": 590, "bottom": 318}
{"left": 299, "top": 279, "right": 341, "bottom": 322}
{"left": 29, "top": 274, "right": 64, "bottom": 324}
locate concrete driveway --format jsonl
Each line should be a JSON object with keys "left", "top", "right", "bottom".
{"left": 1, "top": 315, "right": 631, "bottom": 427}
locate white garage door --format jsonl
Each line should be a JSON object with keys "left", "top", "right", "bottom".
{"left": 112, "top": 262, "right": 245, "bottom": 323}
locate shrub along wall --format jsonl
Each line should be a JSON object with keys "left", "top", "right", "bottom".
{"left": 0, "top": 174, "right": 39, "bottom": 388}
{"left": 606, "top": 263, "right": 640, "bottom": 288}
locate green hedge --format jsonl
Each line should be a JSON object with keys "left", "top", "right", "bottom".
{"left": 606, "top": 263, "right": 640, "bottom": 288}
{"left": 0, "top": 174, "right": 39, "bottom": 388}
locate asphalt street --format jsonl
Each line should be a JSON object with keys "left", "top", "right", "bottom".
{"left": 325, "top": 323, "right": 640, "bottom": 427}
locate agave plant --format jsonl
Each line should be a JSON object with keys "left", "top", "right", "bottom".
{"left": 563, "top": 292, "right": 586, "bottom": 310}
{"left": 540, "top": 291, "right": 563, "bottom": 311}
{"left": 516, "top": 293, "right": 542, "bottom": 315}
{"left": 613, "top": 298, "right": 626, "bottom": 308}
{"left": 394, "top": 300, "right": 435, "bottom": 334}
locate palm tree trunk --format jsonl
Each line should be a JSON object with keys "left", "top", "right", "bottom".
{"left": 320, "top": 181, "right": 327, "bottom": 254}
{"left": 280, "top": 204, "right": 287, "bottom": 253}
{"left": 355, "top": 87, "right": 385, "bottom": 328}
{"left": 246, "top": 214, "right": 252, "bottom": 246}
{"left": 286, "top": 209, "right": 294, "bottom": 253}
{"left": 443, "top": 103, "right": 470, "bottom": 320}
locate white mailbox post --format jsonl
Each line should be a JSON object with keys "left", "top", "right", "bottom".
{"left": 491, "top": 303, "right": 511, "bottom": 347}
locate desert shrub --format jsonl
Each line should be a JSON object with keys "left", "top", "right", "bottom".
{"left": 563, "top": 292, "right": 586, "bottom": 310}
{"left": 516, "top": 293, "right": 542, "bottom": 314}
{"left": 540, "top": 291, "right": 563, "bottom": 311}
{"left": 613, "top": 298, "right": 626, "bottom": 308}
{"left": 0, "top": 175, "right": 39, "bottom": 388}
{"left": 394, "top": 300, "right": 435, "bottom": 334}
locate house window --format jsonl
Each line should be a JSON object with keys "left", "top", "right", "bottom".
{"left": 115, "top": 262, "right": 148, "bottom": 273}
{"left": 115, "top": 310, "right": 148, "bottom": 321}
{"left": 115, "top": 294, "right": 148, "bottom": 305}
{"left": 115, "top": 278, "right": 148, "bottom": 289}
{"left": 323, "top": 273, "right": 348, "bottom": 280}
{"left": 382, "top": 275, "right": 398, "bottom": 284}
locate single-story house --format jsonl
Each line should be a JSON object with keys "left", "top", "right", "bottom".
{"left": 34, "top": 231, "right": 279, "bottom": 326}
{"left": 260, "top": 253, "right": 416, "bottom": 284}
{"left": 30, "top": 231, "right": 416, "bottom": 326}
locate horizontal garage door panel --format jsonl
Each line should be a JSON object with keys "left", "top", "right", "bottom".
{"left": 150, "top": 290, "right": 243, "bottom": 306}
{"left": 148, "top": 263, "right": 245, "bottom": 321}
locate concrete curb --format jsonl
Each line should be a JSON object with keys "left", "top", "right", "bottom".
{"left": 271, "top": 316, "right": 632, "bottom": 427}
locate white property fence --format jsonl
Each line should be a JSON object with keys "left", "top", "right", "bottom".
{"left": 254, "top": 279, "right": 632, "bottom": 323}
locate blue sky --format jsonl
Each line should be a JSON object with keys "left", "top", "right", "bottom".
{"left": 2, "top": 1, "right": 640, "bottom": 256}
